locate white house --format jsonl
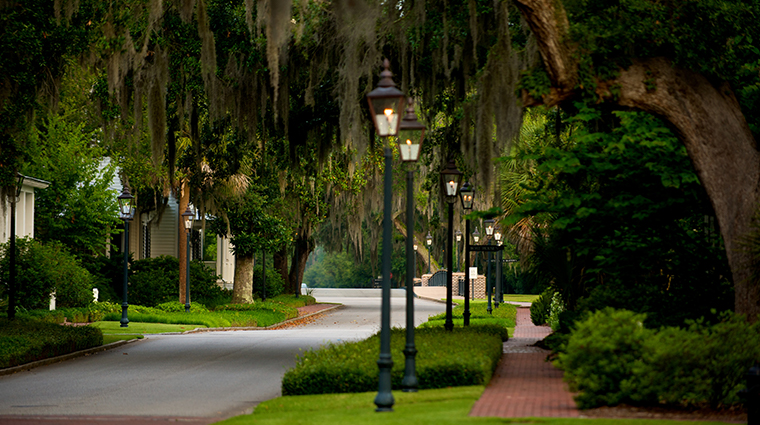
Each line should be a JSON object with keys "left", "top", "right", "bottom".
{"left": 1, "top": 176, "right": 50, "bottom": 244}
{"left": 106, "top": 164, "right": 235, "bottom": 286}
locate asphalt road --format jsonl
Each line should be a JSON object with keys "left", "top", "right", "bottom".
{"left": 0, "top": 291, "right": 446, "bottom": 424}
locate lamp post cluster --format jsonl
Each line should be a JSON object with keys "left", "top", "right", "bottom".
{"left": 366, "top": 59, "right": 426, "bottom": 411}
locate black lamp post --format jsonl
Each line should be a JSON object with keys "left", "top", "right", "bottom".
{"left": 484, "top": 218, "right": 495, "bottom": 313}
{"left": 472, "top": 227, "right": 480, "bottom": 307}
{"left": 7, "top": 173, "right": 24, "bottom": 320}
{"left": 367, "top": 59, "right": 405, "bottom": 412}
{"left": 459, "top": 182, "right": 474, "bottom": 326}
{"left": 455, "top": 230, "right": 462, "bottom": 272}
{"left": 413, "top": 244, "right": 418, "bottom": 277}
{"left": 494, "top": 227, "right": 503, "bottom": 306}
{"left": 117, "top": 184, "right": 135, "bottom": 327}
{"left": 182, "top": 206, "right": 194, "bottom": 312}
{"left": 426, "top": 231, "right": 432, "bottom": 273}
{"left": 441, "top": 161, "right": 463, "bottom": 332}
{"left": 398, "top": 97, "right": 425, "bottom": 393}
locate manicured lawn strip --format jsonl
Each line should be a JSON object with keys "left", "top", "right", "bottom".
{"left": 101, "top": 301, "right": 298, "bottom": 328}
{"left": 282, "top": 325, "right": 505, "bottom": 396}
{"left": 93, "top": 321, "right": 207, "bottom": 334}
{"left": 217, "top": 386, "right": 733, "bottom": 425}
{"left": 434, "top": 300, "right": 517, "bottom": 328}
{"left": 502, "top": 294, "right": 539, "bottom": 303}
{"left": 0, "top": 318, "right": 103, "bottom": 369}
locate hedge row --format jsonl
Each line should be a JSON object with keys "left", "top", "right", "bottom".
{"left": 558, "top": 308, "right": 760, "bottom": 409}
{"left": 0, "top": 318, "right": 103, "bottom": 369}
{"left": 281, "top": 324, "right": 505, "bottom": 396}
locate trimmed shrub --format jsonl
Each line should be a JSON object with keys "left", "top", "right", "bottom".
{"left": 252, "top": 265, "right": 286, "bottom": 299}
{"left": 530, "top": 288, "right": 553, "bottom": 326}
{"left": 0, "top": 318, "right": 103, "bottom": 368}
{"left": 128, "top": 256, "right": 230, "bottom": 307}
{"left": 281, "top": 326, "right": 504, "bottom": 396}
{"left": 558, "top": 308, "right": 760, "bottom": 409}
{"left": 0, "top": 238, "right": 95, "bottom": 309}
{"left": 155, "top": 301, "right": 210, "bottom": 313}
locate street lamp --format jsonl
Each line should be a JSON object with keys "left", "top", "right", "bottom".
{"left": 182, "top": 205, "right": 195, "bottom": 312}
{"left": 494, "top": 227, "right": 503, "bottom": 306}
{"left": 459, "top": 182, "right": 474, "bottom": 326}
{"left": 397, "top": 97, "right": 425, "bottom": 393}
{"left": 455, "top": 230, "right": 462, "bottom": 272}
{"left": 426, "top": 231, "right": 433, "bottom": 274}
{"left": 484, "top": 218, "right": 495, "bottom": 314}
{"left": 413, "top": 244, "right": 418, "bottom": 278}
{"left": 117, "top": 184, "right": 135, "bottom": 327}
{"left": 7, "top": 173, "right": 24, "bottom": 320}
{"left": 440, "top": 160, "right": 463, "bottom": 332}
{"left": 367, "top": 58, "right": 405, "bottom": 412}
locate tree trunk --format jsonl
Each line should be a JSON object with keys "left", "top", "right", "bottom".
{"left": 231, "top": 254, "right": 254, "bottom": 304}
{"left": 513, "top": 0, "right": 760, "bottom": 317}
{"left": 289, "top": 235, "right": 311, "bottom": 295}
{"left": 273, "top": 247, "right": 290, "bottom": 294}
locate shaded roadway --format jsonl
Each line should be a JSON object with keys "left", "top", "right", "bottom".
{"left": 0, "top": 289, "right": 445, "bottom": 424}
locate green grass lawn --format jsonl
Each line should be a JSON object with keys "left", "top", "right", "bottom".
{"left": 502, "top": 294, "right": 539, "bottom": 303}
{"left": 215, "top": 387, "right": 733, "bottom": 425}
{"left": 93, "top": 321, "right": 207, "bottom": 334}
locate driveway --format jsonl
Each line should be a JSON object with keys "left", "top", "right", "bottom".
{"left": 0, "top": 290, "right": 446, "bottom": 424}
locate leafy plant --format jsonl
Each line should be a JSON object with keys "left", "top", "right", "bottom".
{"left": 530, "top": 288, "right": 553, "bottom": 326}
{"left": 0, "top": 238, "right": 95, "bottom": 310}
{"left": 282, "top": 326, "right": 504, "bottom": 396}
{"left": 558, "top": 308, "right": 760, "bottom": 409}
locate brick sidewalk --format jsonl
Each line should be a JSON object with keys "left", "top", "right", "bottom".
{"left": 469, "top": 307, "right": 579, "bottom": 418}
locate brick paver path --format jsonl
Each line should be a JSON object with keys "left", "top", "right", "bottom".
{"left": 470, "top": 306, "right": 579, "bottom": 418}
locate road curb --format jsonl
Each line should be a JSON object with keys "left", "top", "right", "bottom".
{"left": 0, "top": 339, "right": 139, "bottom": 377}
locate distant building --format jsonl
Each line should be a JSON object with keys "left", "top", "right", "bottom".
{"left": 1, "top": 176, "right": 50, "bottom": 244}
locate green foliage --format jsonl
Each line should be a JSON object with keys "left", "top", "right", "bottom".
{"left": 511, "top": 108, "right": 733, "bottom": 328}
{"left": 16, "top": 301, "right": 121, "bottom": 324}
{"left": 128, "top": 256, "right": 229, "bottom": 307}
{"left": 155, "top": 301, "right": 210, "bottom": 313}
{"left": 0, "top": 238, "right": 95, "bottom": 310}
{"left": 303, "top": 249, "right": 373, "bottom": 288}
{"left": 530, "top": 288, "right": 553, "bottom": 326}
{"left": 25, "top": 115, "right": 121, "bottom": 255}
{"left": 212, "top": 189, "right": 290, "bottom": 257}
{"left": 281, "top": 326, "right": 504, "bottom": 396}
{"left": 0, "top": 318, "right": 103, "bottom": 369}
{"left": 101, "top": 301, "right": 296, "bottom": 328}
{"left": 562, "top": 0, "right": 760, "bottom": 137}
{"left": 424, "top": 301, "right": 516, "bottom": 333}
{"left": 548, "top": 292, "right": 565, "bottom": 331}
{"left": 253, "top": 265, "right": 286, "bottom": 299}
{"left": 557, "top": 308, "right": 760, "bottom": 409}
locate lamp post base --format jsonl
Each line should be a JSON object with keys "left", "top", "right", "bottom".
{"left": 120, "top": 304, "right": 129, "bottom": 327}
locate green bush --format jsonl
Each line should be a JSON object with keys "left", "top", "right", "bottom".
{"left": 17, "top": 301, "right": 121, "bottom": 323}
{"left": 0, "top": 238, "right": 95, "bottom": 310}
{"left": 79, "top": 254, "right": 124, "bottom": 303}
{"left": 281, "top": 326, "right": 504, "bottom": 396}
{"left": 558, "top": 308, "right": 651, "bottom": 408}
{"left": 558, "top": 308, "right": 760, "bottom": 409}
{"left": 155, "top": 301, "right": 210, "bottom": 313}
{"left": 530, "top": 288, "right": 553, "bottom": 326}
{"left": 128, "top": 256, "right": 230, "bottom": 307}
{"left": 253, "top": 265, "right": 286, "bottom": 299}
{"left": 0, "top": 318, "right": 103, "bottom": 368}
